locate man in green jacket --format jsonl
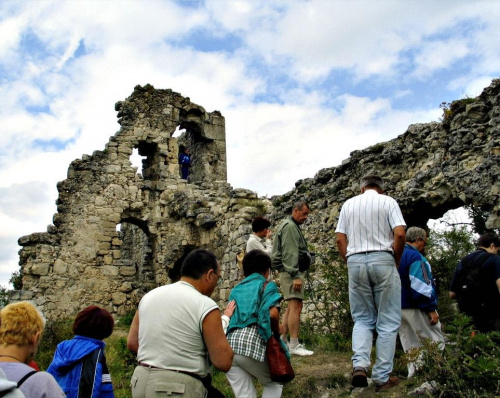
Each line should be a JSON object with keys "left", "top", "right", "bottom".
{"left": 271, "top": 201, "right": 314, "bottom": 356}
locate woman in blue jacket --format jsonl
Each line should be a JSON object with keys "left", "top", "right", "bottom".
{"left": 48, "top": 306, "right": 115, "bottom": 398}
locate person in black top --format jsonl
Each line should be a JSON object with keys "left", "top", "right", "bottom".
{"left": 449, "top": 233, "right": 500, "bottom": 332}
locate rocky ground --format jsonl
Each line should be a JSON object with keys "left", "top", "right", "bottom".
{"left": 282, "top": 351, "right": 430, "bottom": 398}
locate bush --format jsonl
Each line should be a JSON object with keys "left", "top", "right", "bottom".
{"left": 37, "top": 319, "right": 74, "bottom": 370}
{"left": 420, "top": 314, "right": 500, "bottom": 397}
{"left": 301, "top": 249, "right": 352, "bottom": 351}
{"left": 105, "top": 336, "right": 136, "bottom": 398}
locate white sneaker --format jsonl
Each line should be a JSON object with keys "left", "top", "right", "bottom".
{"left": 288, "top": 344, "right": 314, "bottom": 356}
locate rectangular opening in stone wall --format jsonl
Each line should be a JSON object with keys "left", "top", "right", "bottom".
{"left": 133, "top": 142, "right": 159, "bottom": 180}
{"left": 130, "top": 148, "right": 146, "bottom": 176}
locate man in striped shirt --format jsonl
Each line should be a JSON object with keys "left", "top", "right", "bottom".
{"left": 335, "top": 174, "right": 406, "bottom": 392}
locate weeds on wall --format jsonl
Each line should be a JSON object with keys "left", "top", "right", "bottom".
{"left": 301, "top": 249, "right": 352, "bottom": 351}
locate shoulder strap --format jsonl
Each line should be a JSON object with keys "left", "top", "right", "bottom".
{"left": 17, "top": 370, "right": 37, "bottom": 388}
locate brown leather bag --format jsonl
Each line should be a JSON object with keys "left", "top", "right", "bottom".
{"left": 266, "top": 335, "right": 295, "bottom": 383}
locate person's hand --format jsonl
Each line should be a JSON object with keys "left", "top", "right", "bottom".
{"left": 224, "top": 300, "right": 236, "bottom": 318}
{"left": 266, "top": 229, "right": 272, "bottom": 239}
{"left": 428, "top": 310, "right": 439, "bottom": 325}
{"left": 279, "top": 323, "right": 285, "bottom": 335}
{"left": 292, "top": 278, "right": 303, "bottom": 292}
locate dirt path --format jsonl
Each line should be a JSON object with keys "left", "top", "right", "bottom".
{"left": 284, "top": 351, "right": 415, "bottom": 397}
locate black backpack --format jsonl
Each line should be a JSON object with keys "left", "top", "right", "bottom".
{"left": 456, "top": 251, "right": 492, "bottom": 317}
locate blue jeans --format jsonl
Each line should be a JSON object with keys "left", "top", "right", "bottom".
{"left": 347, "top": 252, "right": 401, "bottom": 384}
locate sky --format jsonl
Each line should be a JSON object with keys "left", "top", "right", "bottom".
{"left": 1, "top": 0, "right": 500, "bottom": 287}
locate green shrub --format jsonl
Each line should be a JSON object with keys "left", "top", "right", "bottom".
{"left": 118, "top": 311, "right": 136, "bottom": 327}
{"left": 420, "top": 314, "right": 500, "bottom": 397}
{"left": 301, "top": 249, "right": 352, "bottom": 351}
{"left": 37, "top": 319, "right": 73, "bottom": 370}
{"left": 105, "top": 336, "right": 136, "bottom": 398}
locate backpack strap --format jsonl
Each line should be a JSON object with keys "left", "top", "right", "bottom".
{"left": 17, "top": 370, "right": 37, "bottom": 388}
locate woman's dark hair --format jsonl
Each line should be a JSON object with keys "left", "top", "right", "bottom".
{"left": 251, "top": 216, "right": 271, "bottom": 233}
{"left": 73, "top": 306, "right": 114, "bottom": 340}
{"left": 243, "top": 250, "right": 271, "bottom": 277}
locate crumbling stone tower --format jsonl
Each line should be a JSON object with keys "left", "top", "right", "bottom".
{"left": 17, "top": 85, "right": 265, "bottom": 319}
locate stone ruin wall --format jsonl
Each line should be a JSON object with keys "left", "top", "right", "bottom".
{"left": 15, "top": 80, "right": 500, "bottom": 320}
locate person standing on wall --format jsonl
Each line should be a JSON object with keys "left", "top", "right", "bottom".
{"left": 179, "top": 145, "right": 191, "bottom": 180}
{"left": 246, "top": 216, "right": 273, "bottom": 256}
{"left": 335, "top": 174, "right": 406, "bottom": 392}
{"left": 271, "top": 201, "right": 314, "bottom": 356}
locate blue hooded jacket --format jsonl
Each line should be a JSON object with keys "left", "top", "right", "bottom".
{"left": 399, "top": 244, "right": 438, "bottom": 312}
{"left": 47, "top": 336, "right": 114, "bottom": 398}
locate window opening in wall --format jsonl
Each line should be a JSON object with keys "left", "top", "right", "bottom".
{"left": 172, "top": 125, "right": 186, "bottom": 138}
{"left": 116, "top": 220, "right": 156, "bottom": 292}
{"left": 130, "top": 148, "right": 146, "bottom": 176}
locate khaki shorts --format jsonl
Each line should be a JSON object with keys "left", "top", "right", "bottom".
{"left": 131, "top": 366, "right": 207, "bottom": 398}
{"left": 279, "top": 271, "right": 305, "bottom": 300}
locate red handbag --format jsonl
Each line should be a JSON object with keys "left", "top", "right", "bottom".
{"left": 266, "top": 335, "right": 295, "bottom": 383}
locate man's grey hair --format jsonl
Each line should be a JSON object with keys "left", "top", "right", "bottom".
{"left": 360, "top": 174, "right": 385, "bottom": 191}
{"left": 406, "top": 227, "right": 426, "bottom": 243}
{"left": 293, "top": 201, "right": 309, "bottom": 211}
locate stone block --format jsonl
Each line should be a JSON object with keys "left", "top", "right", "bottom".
{"left": 112, "top": 292, "right": 127, "bottom": 305}
{"left": 53, "top": 259, "right": 67, "bottom": 274}
{"left": 120, "top": 266, "right": 137, "bottom": 276}
{"left": 102, "top": 266, "right": 119, "bottom": 276}
{"left": 31, "top": 263, "right": 50, "bottom": 276}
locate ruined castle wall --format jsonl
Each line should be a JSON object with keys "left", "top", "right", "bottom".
{"left": 271, "top": 79, "right": 500, "bottom": 257}
{"left": 15, "top": 80, "right": 500, "bottom": 320}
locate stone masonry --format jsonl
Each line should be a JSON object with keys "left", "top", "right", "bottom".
{"left": 16, "top": 80, "right": 500, "bottom": 319}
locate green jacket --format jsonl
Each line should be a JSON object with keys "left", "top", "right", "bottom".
{"left": 271, "top": 216, "right": 310, "bottom": 278}
{"left": 227, "top": 273, "right": 282, "bottom": 342}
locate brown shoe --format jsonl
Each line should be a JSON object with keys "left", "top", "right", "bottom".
{"left": 375, "top": 376, "right": 400, "bottom": 392}
{"left": 351, "top": 367, "right": 368, "bottom": 388}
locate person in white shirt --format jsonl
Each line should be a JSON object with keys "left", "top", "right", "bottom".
{"left": 246, "top": 217, "right": 273, "bottom": 255}
{"left": 335, "top": 174, "right": 406, "bottom": 392}
{"left": 127, "top": 249, "right": 233, "bottom": 398}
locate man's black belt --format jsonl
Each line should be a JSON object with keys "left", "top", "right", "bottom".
{"left": 348, "top": 250, "right": 393, "bottom": 256}
{"left": 138, "top": 362, "right": 211, "bottom": 387}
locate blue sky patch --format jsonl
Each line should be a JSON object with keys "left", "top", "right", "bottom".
{"left": 32, "top": 136, "right": 76, "bottom": 151}
{"left": 176, "top": 28, "right": 242, "bottom": 53}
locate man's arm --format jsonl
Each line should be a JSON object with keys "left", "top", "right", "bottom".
{"left": 127, "top": 311, "right": 140, "bottom": 353}
{"left": 393, "top": 226, "right": 406, "bottom": 267}
{"left": 496, "top": 278, "right": 500, "bottom": 294}
{"left": 202, "top": 309, "right": 234, "bottom": 372}
{"left": 336, "top": 233, "right": 348, "bottom": 262}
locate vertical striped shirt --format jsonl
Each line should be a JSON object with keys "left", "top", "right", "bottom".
{"left": 335, "top": 189, "right": 406, "bottom": 257}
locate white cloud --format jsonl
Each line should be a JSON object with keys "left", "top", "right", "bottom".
{"left": 1, "top": 0, "right": 500, "bottom": 288}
